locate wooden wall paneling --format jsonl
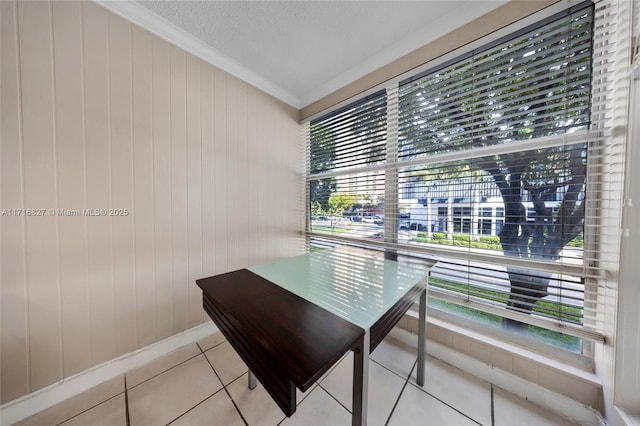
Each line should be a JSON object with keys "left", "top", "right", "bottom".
{"left": 169, "top": 45, "right": 189, "bottom": 333}
{"left": 260, "top": 93, "right": 274, "bottom": 258}
{"left": 213, "top": 68, "right": 228, "bottom": 274}
{"left": 246, "top": 87, "right": 258, "bottom": 266}
{"left": 277, "top": 109, "right": 287, "bottom": 255}
{"left": 200, "top": 64, "right": 215, "bottom": 279}
{"left": 51, "top": 0, "right": 91, "bottom": 378}
{"left": 151, "top": 37, "right": 173, "bottom": 340}
{"left": 285, "top": 116, "right": 294, "bottom": 256}
{"left": 0, "top": 0, "right": 30, "bottom": 403}
{"left": 276, "top": 109, "right": 285, "bottom": 255}
{"left": 225, "top": 76, "right": 239, "bottom": 271}
{"left": 82, "top": 1, "right": 116, "bottom": 365}
{"left": 255, "top": 91, "right": 268, "bottom": 260}
{"left": 285, "top": 110, "right": 300, "bottom": 255}
{"left": 236, "top": 80, "right": 249, "bottom": 270}
{"left": 266, "top": 103, "right": 281, "bottom": 257}
{"left": 186, "top": 54, "right": 203, "bottom": 327}
{"left": 131, "top": 26, "right": 156, "bottom": 347}
{"left": 17, "top": 0, "right": 63, "bottom": 390}
{"left": 108, "top": 13, "right": 136, "bottom": 356}
{"left": 275, "top": 106, "right": 286, "bottom": 255}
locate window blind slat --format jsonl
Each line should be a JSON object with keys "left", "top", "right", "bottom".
{"left": 310, "top": 93, "right": 387, "bottom": 174}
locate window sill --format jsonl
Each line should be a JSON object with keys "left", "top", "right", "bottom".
{"left": 399, "top": 309, "right": 603, "bottom": 412}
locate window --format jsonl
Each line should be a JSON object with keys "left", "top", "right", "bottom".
{"left": 452, "top": 207, "right": 472, "bottom": 233}
{"left": 306, "top": 1, "right": 625, "bottom": 357}
{"left": 479, "top": 207, "right": 493, "bottom": 235}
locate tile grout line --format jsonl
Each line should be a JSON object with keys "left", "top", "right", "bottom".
{"left": 315, "top": 352, "right": 362, "bottom": 415}
{"left": 314, "top": 354, "right": 417, "bottom": 422}
{"left": 384, "top": 359, "right": 417, "bottom": 426}
{"left": 418, "top": 383, "right": 484, "bottom": 426}
{"left": 126, "top": 350, "right": 203, "bottom": 391}
{"left": 52, "top": 391, "right": 125, "bottom": 425}
{"left": 399, "top": 361, "right": 484, "bottom": 426}
{"left": 317, "top": 382, "right": 352, "bottom": 414}
{"left": 197, "top": 341, "right": 250, "bottom": 426}
{"left": 164, "top": 389, "right": 227, "bottom": 426}
{"left": 124, "top": 375, "right": 131, "bottom": 426}
{"left": 163, "top": 341, "right": 242, "bottom": 426}
{"left": 371, "top": 355, "right": 415, "bottom": 383}
{"left": 491, "top": 384, "right": 495, "bottom": 426}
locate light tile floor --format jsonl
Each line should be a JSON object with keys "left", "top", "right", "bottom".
{"left": 17, "top": 328, "right": 577, "bottom": 426}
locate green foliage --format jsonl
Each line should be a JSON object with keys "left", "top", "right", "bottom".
{"left": 310, "top": 178, "right": 336, "bottom": 211}
{"left": 567, "top": 232, "right": 584, "bottom": 248}
{"left": 309, "top": 124, "right": 335, "bottom": 174}
{"left": 470, "top": 242, "right": 495, "bottom": 250}
{"left": 449, "top": 240, "right": 470, "bottom": 247}
{"left": 479, "top": 236, "right": 501, "bottom": 245}
{"left": 312, "top": 226, "right": 350, "bottom": 234}
{"left": 412, "top": 233, "right": 502, "bottom": 250}
{"left": 310, "top": 201, "right": 323, "bottom": 217}
{"left": 309, "top": 193, "right": 356, "bottom": 229}
{"left": 327, "top": 193, "right": 356, "bottom": 214}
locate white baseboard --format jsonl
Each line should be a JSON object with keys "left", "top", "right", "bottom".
{"left": 615, "top": 406, "right": 640, "bottom": 426}
{"left": 0, "top": 321, "right": 218, "bottom": 426}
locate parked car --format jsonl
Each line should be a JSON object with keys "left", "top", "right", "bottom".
{"left": 411, "top": 223, "right": 425, "bottom": 231}
{"left": 399, "top": 220, "right": 424, "bottom": 231}
{"left": 367, "top": 231, "right": 384, "bottom": 240}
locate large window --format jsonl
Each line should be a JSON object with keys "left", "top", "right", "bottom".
{"left": 306, "top": 1, "right": 618, "bottom": 357}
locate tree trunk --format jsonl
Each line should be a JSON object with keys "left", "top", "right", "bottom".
{"left": 502, "top": 266, "right": 552, "bottom": 331}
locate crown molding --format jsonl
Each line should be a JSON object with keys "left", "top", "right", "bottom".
{"left": 93, "top": 0, "right": 301, "bottom": 109}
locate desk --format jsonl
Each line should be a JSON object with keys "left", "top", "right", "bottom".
{"left": 196, "top": 246, "right": 431, "bottom": 425}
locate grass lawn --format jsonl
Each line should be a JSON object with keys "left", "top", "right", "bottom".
{"left": 428, "top": 281, "right": 582, "bottom": 352}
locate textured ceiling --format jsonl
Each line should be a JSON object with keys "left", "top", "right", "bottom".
{"left": 130, "top": 0, "right": 507, "bottom": 108}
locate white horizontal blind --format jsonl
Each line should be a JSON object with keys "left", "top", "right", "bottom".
{"left": 306, "top": 1, "right": 626, "bottom": 347}
{"left": 309, "top": 92, "right": 388, "bottom": 243}
{"left": 394, "top": 2, "right": 597, "bottom": 342}
{"left": 633, "top": 0, "right": 640, "bottom": 71}
{"left": 398, "top": 15, "right": 591, "bottom": 159}
{"left": 309, "top": 92, "right": 387, "bottom": 175}
{"left": 584, "top": 0, "right": 630, "bottom": 339}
